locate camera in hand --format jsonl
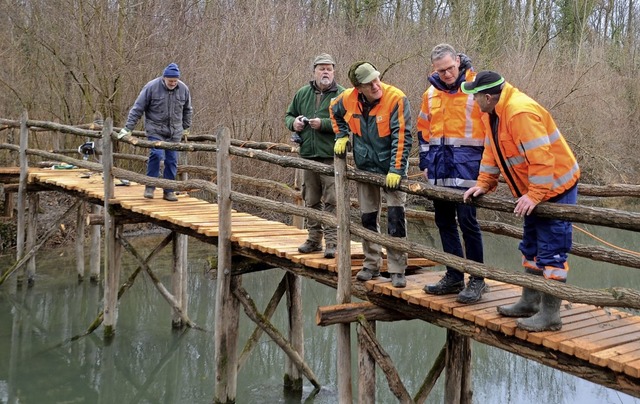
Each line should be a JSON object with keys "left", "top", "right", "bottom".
{"left": 301, "top": 117, "right": 310, "bottom": 125}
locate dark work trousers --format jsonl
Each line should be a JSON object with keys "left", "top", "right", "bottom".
{"left": 433, "top": 199, "right": 484, "bottom": 282}
{"left": 519, "top": 184, "right": 578, "bottom": 282}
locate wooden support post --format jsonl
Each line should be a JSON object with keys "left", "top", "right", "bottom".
{"left": 76, "top": 200, "right": 86, "bottom": 281}
{"left": 89, "top": 133, "right": 103, "bottom": 283}
{"left": 284, "top": 271, "right": 303, "bottom": 391}
{"left": 172, "top": 157, "right": 189, "bottom": 328}
{"left": 214, "top": 126, "right": 240, "bottom": 403}
{"left": 444, "top": 330, "right": 472, "bottom": 404}
{"left": 14, "top": 111, "right": 28, "bottom": 290}
{"left": 292, "top": 169, "right": 304, "bottom": 229}
{"left": 3, "top": 128, "right": 16, "bottom": 217}
{"left": 25, "top": 193, "right": 38, "bottom": 285}
{"left": 334, "top": 154, "right": 353, "bottom": 401}
{"left": 172, "top": 231, "right": 188, "bottom": 328}
{"left": 101, "top": 118, "right": 122, "bottom": 338}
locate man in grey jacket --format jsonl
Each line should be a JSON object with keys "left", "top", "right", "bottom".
{"left": 119, "top": 63, "right": 193, "bottom": 201}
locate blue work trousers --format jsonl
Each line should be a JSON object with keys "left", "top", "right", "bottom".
{"left": 146, "top": 135, "right": 178, "bottom": 194}
{"left": 433, "top": 199, "right": 484, "bottom": 282}
{"left": 519, "top": 184, "right": 578, "bottom": 281}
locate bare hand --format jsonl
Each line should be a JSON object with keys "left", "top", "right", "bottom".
{"left": 423, "top": 168, "right": 428, "bottom": 180}
{"left": 308, "top": 118, "right": 321, "bottom": 130}
{"left": 293, "top": 116, "right": 306, "bottom": 132}
{"left": 514, "top": 194, "right": 538, "bottom": 217}
{"left": 463, "top": 186, "right": 487, "bottom": 203}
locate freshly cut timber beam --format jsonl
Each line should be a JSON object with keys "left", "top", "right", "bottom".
{"left": 316, "top": 301, "right": 409, "bottom": 326}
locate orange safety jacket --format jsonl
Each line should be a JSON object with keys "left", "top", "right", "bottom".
{"left": 476, "top": 83, "right": 580, "bottom": 203}
{"left": 417, "top": 69, "right": 485, "bottom": 188}
{"left": 330, "top": 83, "right": 412, "bottom": 176}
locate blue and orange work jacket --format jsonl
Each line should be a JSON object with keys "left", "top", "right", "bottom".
{"left": 417, "top": 69, "right": 485, "bottom": 188}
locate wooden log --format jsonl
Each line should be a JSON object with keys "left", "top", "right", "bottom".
{"left": 334, "top": 154, "right": 353, "bottom": 402}
{"left": 172, "top": 231, "right": 189, "bottom": 328}
{"left": 414, "top": 344, "right": 446, "bottom": 404}
{"left": 444, "top": 330, "right": 472, "bottom": 404}
{"left": 358, "top": 319, "right": 376, "bottom": 403}
{"left": 316, "top": 302, "right": 409, "bottom": 326}
{"left": 76, "top": 200, "right": 86, "bottom": 281}
{"left": 14, "top": 111, "right": 28, "bottom": 291}
{"left": 102, "top": 118, "right": 120, "bottom": 338}
{"left": 24, "top": 193, "right": 37, "bottom": 284}
{"left": 284, "top": 271, "right": 304, "bottom": 391}
{"left": 232, "top": 285, "right": 321, "bottom": 389}
{"left": 237, "top": 274, "right": 288, "bottom": 371}
{"left": 357, "top": 316, "right": 413, "bottom": 403}
{"left": 89, "top": 204, "right": 102, "bottom": 282}
{"left": 214, "top": 126, "right": 240, "bottom": 402}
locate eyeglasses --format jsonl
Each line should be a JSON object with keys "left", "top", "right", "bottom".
{"left": 436, "top": 65, "right": 457, "bottom": 76}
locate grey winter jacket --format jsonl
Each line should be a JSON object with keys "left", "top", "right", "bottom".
{"left": 125, "top": 77, "right": 193, "bottom": 141}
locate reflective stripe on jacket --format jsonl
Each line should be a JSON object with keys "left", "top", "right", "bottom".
{"left": 476, "top": 83, "right": 580, "bottom": 203}
{"left": 417, "top": 70, "right": 485, "bottom": 188}
{"left": 330, "top": 83, "right": 412, "bottom": 176}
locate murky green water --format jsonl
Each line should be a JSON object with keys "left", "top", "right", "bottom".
{"left": 1, "top": 221, "right": 639, "bottom": 403}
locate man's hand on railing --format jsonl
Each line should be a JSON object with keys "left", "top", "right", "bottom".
{"left": 117, "top": 128, "right": 131, "bottom": 139}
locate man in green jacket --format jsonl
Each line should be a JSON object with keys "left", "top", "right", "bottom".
{"left": 285, "top": 53, "right": 345, "bottom": 258}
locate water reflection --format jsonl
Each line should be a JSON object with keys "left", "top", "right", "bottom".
{"left": 0, "top": 227, "right": 639, "bottom": 403}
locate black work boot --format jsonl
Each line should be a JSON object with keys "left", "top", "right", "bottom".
{"left": 356, "top": 267, "right": 380, "bottom": 281}
{"left": 424, "top": 272, "right": 464, "bottom": 295}
{"left": 457, "top": 277, "right": 488, "bottom": 303}
{"left": 516, "top": 293, "right": 562, "bottom": 332}
{"left": 324, "top": 243, "right": 336, "bottom": 259}
{"left": 497, "top": 287, "right": 541, "bottom": 317}
{"left": 298, "top": 240, "right": 322, "bottom": 254}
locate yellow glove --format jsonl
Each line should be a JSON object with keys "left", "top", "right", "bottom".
{"left": 334, "top": 137, "right": 350, "bottom": 158}
{"left": 182, "top": 129, "right": 190, "bottom": 140}
{"left": 117, "top": 128, "right": 131, "bottom": 139}
{"left": 385, "top": 173, "right": 402, "bottom": 190}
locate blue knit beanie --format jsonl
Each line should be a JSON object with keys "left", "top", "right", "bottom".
{"left": 163, "top": 63, "right": 180, "bottom": 78}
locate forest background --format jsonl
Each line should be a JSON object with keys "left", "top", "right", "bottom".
{"left": 0, "top": 0, "right": 639, "bottom": 186}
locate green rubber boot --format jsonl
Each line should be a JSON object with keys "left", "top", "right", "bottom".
{"left": 516, "top": 293, "right": 562, "bottom": 332}
{"left": 497, "top": 287, "right": 540, "bottom": 317}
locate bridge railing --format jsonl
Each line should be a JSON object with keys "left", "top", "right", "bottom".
{"left": 1, "top": 115, "right": 640, "bottom": 309}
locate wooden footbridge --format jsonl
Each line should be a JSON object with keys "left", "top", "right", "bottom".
{"left": 2, "top": 115, "right": 640, "bottom": 403}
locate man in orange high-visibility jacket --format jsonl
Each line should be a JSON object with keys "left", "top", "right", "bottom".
{"left": 462, "top": 71, "right": 580, "bottom": 332}
{"left": 331, "top": 61, "right": 412, "bottom": 288}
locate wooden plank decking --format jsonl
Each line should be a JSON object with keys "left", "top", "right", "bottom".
{"left": 20, "top": 168, "right": 640, "bottom": 382}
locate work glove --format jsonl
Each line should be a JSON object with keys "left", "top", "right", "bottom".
{"left": 334, "top": 137, "right": 350, "bottom": 158}
{"left": 182, "top": 129, "right": 190, "bottom": 141}
{"left": 117, "top": 128, "right": 131, "bottom": 139}
{"left": 385, "top": 173, "right": 402, "bottom": 191}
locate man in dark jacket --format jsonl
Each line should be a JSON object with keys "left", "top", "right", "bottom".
{"left": 285, "top": 53, "right": 345, "bottom": 258}
{"left": 119, "top": 63, "right": 193, "bottom": 201}
{"left": 330, "top": 61, "right": 412, "bottom": 288}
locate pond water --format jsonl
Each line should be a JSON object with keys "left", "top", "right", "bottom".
{"left": 1, "top": 220, "right": 639, "bottom": 403}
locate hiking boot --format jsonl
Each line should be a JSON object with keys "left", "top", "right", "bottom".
{"left": 324, "top": 243, "right": 336, "bottom": 259}
{"left": 144, "top": 187, "right": 155, "bottom": 199}
{"left": 497, "top": 287, "right": 540, "bottom": 317}
{"left": 163, "top": 192, "right": 178, "bottom": 202}
{"left": 298, "top": 240, "right": 322, "bottom": 254}
{"left": 457, "top": 277, "right": 488, "bottom": 304}
{"left": 516, "top": 293, "right": 562, "bottom": 332}
{"left": 391, "top": 273, "right": 406, "bottom": 288}
{"left": 356, "top": 267, "right": 380, "bottom": 281}
{"left": 424, "top": 272, "right": 464, "bottom": 295}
